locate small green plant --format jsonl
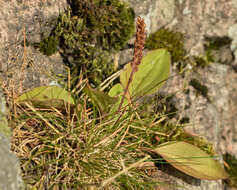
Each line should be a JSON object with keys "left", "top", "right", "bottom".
{"left": 12, "top": 17, "right": 228, "bottom": 189}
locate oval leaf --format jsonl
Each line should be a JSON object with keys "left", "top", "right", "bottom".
{"left": 120, "top": 49, "right": 171, "bottom": 98}
{"left": 16, "top": 85, "right": 75, "bottom": 109}
{"left": 155, "top": 141, "right": 229, "bottom": 180}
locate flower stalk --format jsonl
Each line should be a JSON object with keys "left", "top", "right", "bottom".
{"left": 117, "top": 16, "right": 146, "bottom": 112}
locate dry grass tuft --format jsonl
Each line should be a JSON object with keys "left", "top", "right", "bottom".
{"left": 10, "top": 93, "right": 167, "bottom": 189}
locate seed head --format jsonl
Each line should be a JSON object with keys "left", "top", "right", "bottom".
{"left": 131, "top": 16, "right": 146, "bottom": 71}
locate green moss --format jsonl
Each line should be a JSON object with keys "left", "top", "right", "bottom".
{"left": 193, "top": 56, "right": 209, "bottom": 68}
{"left": 203, "top": 36, "right": 232, "bottom": 64}
{"left": 204, "top": 36, "right": 232, "bottom": 51}
{"left": 39, "top": 36, "right": 59, "bottom": 56}
{"left": 68, "top": 0, "right": 135, "bottom": 50}
{"left": 223, "top": 153, "right": 237, "bottom": 187}
{"left": 189, "top": 78, "right": 208, "bottom": 98}
{"left": 145, "top": 28, "right": 186, "bottom": 63}
{"left": 205, "top": 50, "right": 215, "bottom": 63}
{"left": 38, "top": 0, "right": 135, "bottom": 87}
{"left": 180, "top": 116, "right": 190, "bottom": 124}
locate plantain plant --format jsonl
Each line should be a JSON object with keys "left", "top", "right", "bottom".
{"left": 14, "top": 16, "right": 228, "bottom": 188}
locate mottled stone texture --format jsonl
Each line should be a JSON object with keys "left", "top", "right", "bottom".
{"left": 0, "top": 0, "right": 68, "bottom": 189}
{"left": 174, "top": 0, "right": 237, "bottom": 58}
{"left": 0, "top": 0, "right": 237, "bottom": 189}
{"left": 0, "top": 0, "right": 67, "bottom": 92}
{"left": 0, "top": 133, "right": 24, "bottom": 190}
{"left": 0, "top": 86, "right": 24, "bottom": 189}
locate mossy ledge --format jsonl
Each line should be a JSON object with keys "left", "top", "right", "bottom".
{"left": 38, "top": 0, "right": 135, "bottom": 87}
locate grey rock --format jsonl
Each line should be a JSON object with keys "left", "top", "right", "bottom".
{"left": 124, "top": 0, "right": 175, "bottom": 34}
{"left": 0, "top": 0, "right": 68, "bottom": 90}
{"left": 0, "top": 133, "right": 24, "bottom": 190}
{"left": 0, "top": 88, "right": 10, "bottom": 138}
{"left": 228, "top": 23, "right": 237, "bottom": 65}
{"left": 174, "top": 0, "right": 237, "bottom": 56}
{"left": 0, "top": 87, "right": 24, "bottom": 190}
{"left": 0, "top": 0, "right": 68, "bottom": 189}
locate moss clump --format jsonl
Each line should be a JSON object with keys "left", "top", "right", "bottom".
{"left": 223, "top": 153, "right": 237, "bottom": 187}
{"left": 204, "top": 36, "right": 232, "bottom": 51}
{"left": 203, "top": 36, "right": 233, "bottom": 64}
{"left": 145, "top": 28, "right": 186, "bottom": 63}
{"left": 39, "top": 36, "right": 59, "bottom": 56}
{"left": 193, "top": 56, "right": 209, "bottom": 68}
{"left": 180, "top": 116, "right": 190, "bottom": 124}
{"left": 189, "top": 78, "right": 208, "bottom": 98}
{"left": 68, "top": 0, "right": 135, "bottom": 50}
{"left": 39, "top": 0, "right": 135, "bottom": 87}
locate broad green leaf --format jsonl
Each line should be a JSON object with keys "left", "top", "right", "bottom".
{"left": 84, "top": 86, "right": 118, "bottom": 114}
{"left": 108, "top": 83, "right": 128, "bottom": 112}
{"left": 155, "top": 141, "right": 229, "bottom": 180}
{"left": 108, "top": 83, "right": 123, "bottom": 97}
{"left": 16, "top": 85, "right": 75, "bottom": 109}
{"left": 120, "top": 49, "right": 170, "bottom": 98}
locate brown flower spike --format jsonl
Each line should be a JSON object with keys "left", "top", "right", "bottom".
{"left": 131, "top": 16, "right": 146, "bottom": 71}
{"left": 117, "top": 16, "right": 146, "bottom": 112}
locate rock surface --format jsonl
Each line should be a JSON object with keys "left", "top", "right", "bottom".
{"left": 0, "top": 0, "right": 67, "bottom": 93}
{"left": 0, "top": 0, "right": 68, "bottom": 189}
{"left": 0, "top": 87, "right": 24, "bottom": 190}
{"left": 0, "top": 0, "right": 237, "bottom": 189}
{"left": 0, "top": 133, "right": 24, "bottom": 190}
